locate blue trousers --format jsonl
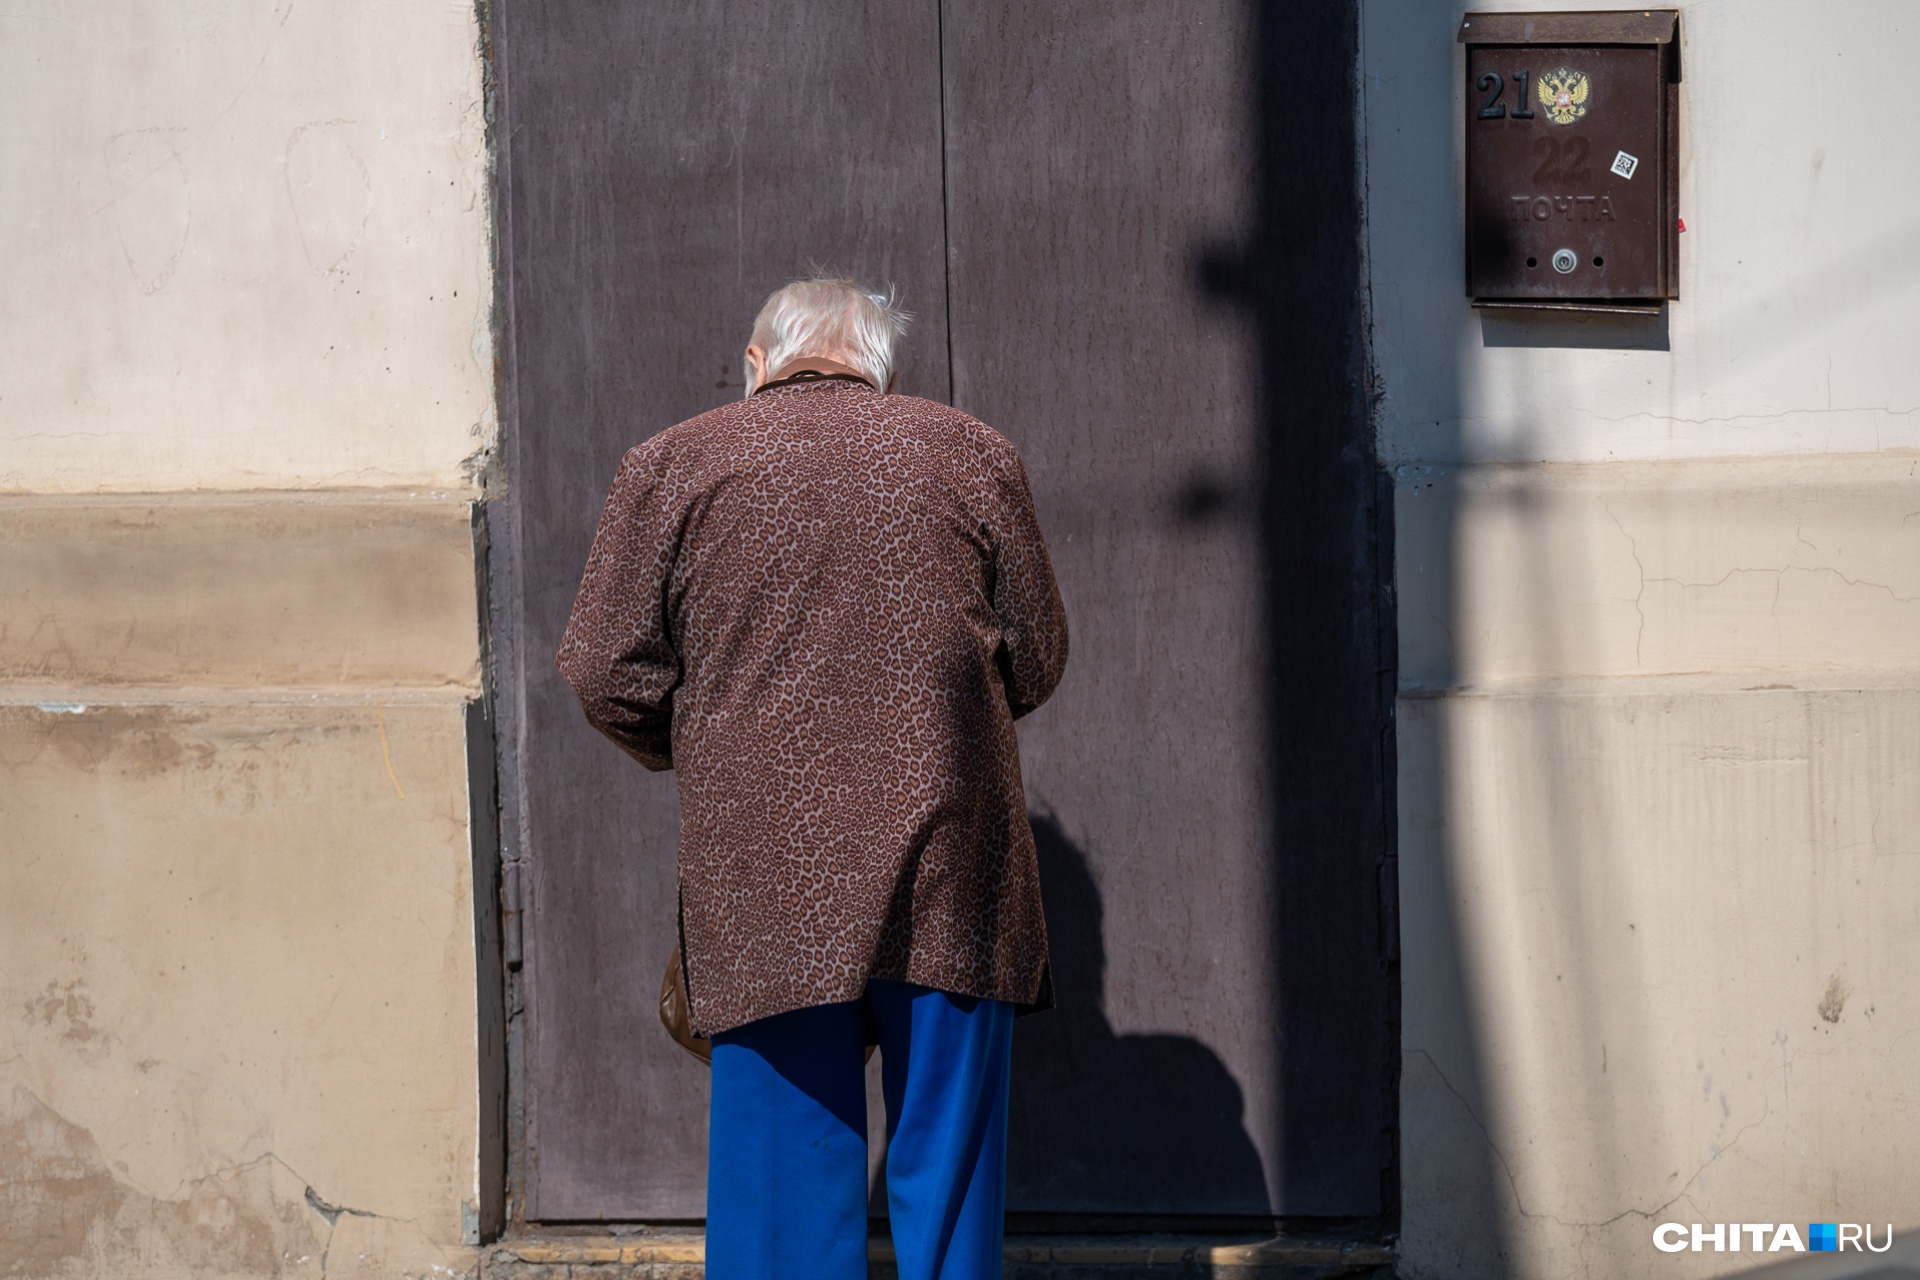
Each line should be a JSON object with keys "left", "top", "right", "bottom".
{"left": 706, "top": 980, "right": 1014, "bottom": 1280}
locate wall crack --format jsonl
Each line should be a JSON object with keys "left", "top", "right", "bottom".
{"left": 1410, "top": 1047, "right": 1776, "bottom": 1234}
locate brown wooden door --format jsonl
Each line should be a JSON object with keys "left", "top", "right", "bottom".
{"left": 493, "top": 0, "right": 1391, "bottom": 1225}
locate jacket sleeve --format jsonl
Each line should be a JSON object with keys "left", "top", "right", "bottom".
{"left": 555, "top": 445, "right": 682, "bottom": 770}
{"left": 987, "top": 445, "right": 1070, "bottom": 718}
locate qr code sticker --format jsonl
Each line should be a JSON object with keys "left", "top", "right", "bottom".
{"left": 1611, "top": 150, "right": 1639, "bottom": 180}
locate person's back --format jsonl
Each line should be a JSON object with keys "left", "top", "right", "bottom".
{"left": 559, "top": 373, "right": 1067, "bottom": 1031}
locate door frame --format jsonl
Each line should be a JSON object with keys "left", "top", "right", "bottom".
{"left": 475, "top": 0, "right": 1397, "bottom": 1238}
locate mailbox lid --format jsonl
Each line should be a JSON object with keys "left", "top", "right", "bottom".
{"left": 1464, "top": 42, "right": 1669, "bottom": 300}
{"left": 1459, "top": 9, "right": 1679, "bottom": 63}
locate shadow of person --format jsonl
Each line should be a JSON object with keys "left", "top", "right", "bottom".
{"left": 1004, "top": 812, "right": 1272, "bottom": 1221}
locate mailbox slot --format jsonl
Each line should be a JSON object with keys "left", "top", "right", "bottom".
{"left": 1461, "top": 10, "right": 1680, "bottom": 309}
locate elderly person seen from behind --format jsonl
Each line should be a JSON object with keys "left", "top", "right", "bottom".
{"left": 557, "top": 275, "right": 1070, "bottom": 1280}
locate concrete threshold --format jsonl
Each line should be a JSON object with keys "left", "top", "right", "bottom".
{"left": 484, "top": 1232, "right": 1394, "bottom": 1277}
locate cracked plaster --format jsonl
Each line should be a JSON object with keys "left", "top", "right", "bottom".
{"left": 1396, "top": 456, "right": 1920, "bottom": 691}
{"left": 1397, "top": 683, "right": 1920, "bottom": 1279}
{"left": 0, "top": 702, "right": 485, "bottom": 1278}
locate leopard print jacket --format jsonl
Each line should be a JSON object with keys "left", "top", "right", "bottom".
{"left": 557, "top": 377, "right": 1069, "bottom": 1035}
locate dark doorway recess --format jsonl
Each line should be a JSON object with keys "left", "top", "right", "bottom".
{"left": 488, "top": 0, "right": 1393, "bottom": 1232}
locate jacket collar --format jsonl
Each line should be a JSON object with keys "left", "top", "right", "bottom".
{"left": 752, "top": 356, "right": 877, "bottom": 395}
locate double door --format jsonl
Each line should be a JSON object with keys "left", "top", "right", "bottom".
{"left": 494, "top": 0, "right": 1391, "bottom": 1224}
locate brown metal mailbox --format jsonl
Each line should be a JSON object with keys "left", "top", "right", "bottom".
{"left": 1461, "top": 10, "right": 1680, "bottom": 308}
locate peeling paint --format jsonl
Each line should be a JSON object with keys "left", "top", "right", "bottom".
{"left": 21, "top": 980, "right": 100, "bottom": 1045}
{"left": 0, "top": 1087, "right": 301, "bottom": 1278}
{"left": 0, "top": 700, "right": 485, "bottom": 1276}
{"left": 0, "top": 1086, "right": 480, "bottom": 1280}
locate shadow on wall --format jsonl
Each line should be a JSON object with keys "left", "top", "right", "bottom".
{"left": 1005, "top": 813, "right": 1271, "bottom": 1222}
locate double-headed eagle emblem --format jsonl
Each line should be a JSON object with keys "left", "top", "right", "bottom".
{"left": 1538, "top": 66, "right": 1591, "bottom": 125}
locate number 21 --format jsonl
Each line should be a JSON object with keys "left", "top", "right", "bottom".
{"left": 1476, "top": 69, "right": 1536, "bottom": 120}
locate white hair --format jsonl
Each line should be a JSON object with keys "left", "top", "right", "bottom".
{"left": 744, "top": 275, "right": 911, "bottom": 396}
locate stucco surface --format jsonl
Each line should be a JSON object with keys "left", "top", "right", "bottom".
{"left": 0, "top": 1, "right": 494, "bottom": 492}
{"left": 0, "top": 701, "right": 483, "bottom": 1278}
{"left": 0, "top": 496, "right": 483, "bottom": 693}
{"left": 0, "top": 1, "right": 500, "bottom": 1273}
{"left": 1396, "top": 454, "right": 1920, "bottom": 690}
{"left": 1392, "top": 455, "right": 1920, "bottom": 1278}
{"left": 1366, "top": 0, "right": 1920, "bottom": 464}
{"left": 1399, "top": 683, "right": 1920, "bottom": 1279}
{"left": 1370, "top": 2, "right": 1920, "bottom": 1274}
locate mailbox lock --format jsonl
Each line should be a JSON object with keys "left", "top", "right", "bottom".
{"left": 1551, "top": 248, "right": 1578, "bottom": 275}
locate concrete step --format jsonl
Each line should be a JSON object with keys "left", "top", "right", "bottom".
{"left": 483, "top": 1232, "right": 1396, "bottom": 1278}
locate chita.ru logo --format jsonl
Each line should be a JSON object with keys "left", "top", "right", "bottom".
{"left": 1652, "top": 1222, "right": 1894, "bottom": 1254}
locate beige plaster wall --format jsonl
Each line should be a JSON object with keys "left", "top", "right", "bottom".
{"left": 1, "top": 701, "right": 484, "bottom": 1280}
{"left": 0, "top": 2, "right": 500, "bottom": 1276}
{"left": 0, "top": 1, "right": 495, "bottom": 493}
{"left": 1399, "top": 678, "right": 1920, "bottom": 1279}
{"left": 0, "top": 498, "right": 493, "bottom": 1279}
{"left": 1365, "top": 2, "right": 1920, "bottom": 1276}
{"left": 0, "top": 495, "right": 483, "bottom": 694}
{"left": 1393, "top": 457, "right": 1920, "bottom": 1279}
{"left": 1395, "top": 456, "right": 1920, "bottom": 691}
